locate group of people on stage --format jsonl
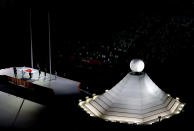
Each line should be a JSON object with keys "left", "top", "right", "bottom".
{"left": 37, "top": 64, "right": 48, "bottom": 79}
{"left": 13, "top": 67, "right": 34, "bottom": 79}
{"left": 37, "top": 64, "right": 58, "bottom": 80}
{"left": 13, "top": 64, "right": 57, "bottom": 80}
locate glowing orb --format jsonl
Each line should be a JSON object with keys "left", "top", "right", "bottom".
{"left": 130, "top": 59, "right": 145, "bottom": 72}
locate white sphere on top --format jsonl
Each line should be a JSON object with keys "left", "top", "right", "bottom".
{"left": 130, "top": 59, "right": 145, "bottom": 72}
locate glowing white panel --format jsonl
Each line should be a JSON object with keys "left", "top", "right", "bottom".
{"left": 0, "top": 91, "right": 46, "bottom": 128}
{"left": 0, "top": 91, "right": 23, "bottom": 127}
{"left": 14, "top": 100, "right": 45, "bottom": 128}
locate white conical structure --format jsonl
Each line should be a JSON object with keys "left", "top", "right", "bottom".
{"left": 79, "top": 59, "right": 185, "bottom": 125}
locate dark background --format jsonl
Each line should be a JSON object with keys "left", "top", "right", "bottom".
{"left": 0, "top": 0, "right": 193, "bottom": 130}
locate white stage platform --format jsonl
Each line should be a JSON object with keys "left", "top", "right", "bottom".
{"left": 0, "top": 67, "right": 81, "bottom": 95}
{"left": 0, "top": 91, "right": 45, "bottom": 128}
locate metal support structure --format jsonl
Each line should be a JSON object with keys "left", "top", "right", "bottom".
{"left": 48, "top": 12, "right": 52, "bottom": 81}
{"left": 30, "top": 8, "right": 33, "bottom": 68}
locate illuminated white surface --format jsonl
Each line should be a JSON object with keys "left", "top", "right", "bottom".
{"left": 0, "top": 91, "right": 45, "bottom": 128}
{"left": 79, "top": 72, "right": 184, "bottom": 125}
{"left": 0, "top": 91, "right": 23, "bottom": 127}
{"left": 14, "top": 100, "right": 45, "bottom": 128}
{"left": 130, "top": 59, "right": 145, "bottom": 72}
{"left": 0, "top": 67, "right": 81, "bottom": 95}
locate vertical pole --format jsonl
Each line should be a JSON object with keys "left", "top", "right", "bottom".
{"left": 30, "top": 8, "right": 33, "bottom": 68}
{"left": 48, "top": 12, "right": 52, "bottom": 81}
